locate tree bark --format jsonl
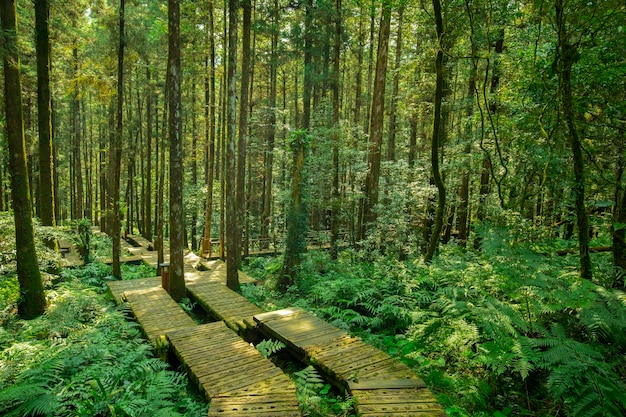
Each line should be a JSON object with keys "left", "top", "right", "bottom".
{"left": 330, "top": 0, "right": 342, "bottom": 260}
{"left": 202, "top": 1, "right": 216, "bottom": 258}
{"left": 237, "top": 0, "right": 252, "bottom": 265}
{"left": 144, "top": 64, "right": 153, "bottom": 241}
{"left": 555, "top": 0, "right": 592, "bottom": 280}
{"left": 167, "top": 0, "right": 186, "bottom": 300}
{"left": 226, "top": 0, "right": 240, "bottom": 290}
{"left": 386, "top": 5, "right": 403, "bottom": 162}
{"left": 72, "top": 47, "right": 84, "bottom": 220}
{"left": 1, "top": 0, "right": 46, "bottom": 319}
{"left": 260, "top": 0, "right": 278, "bottom": 249}
{"left": 110, "top": 0, "right": 125, "bottom": 279}
{"left": 424, "top": 0, "right": 447, "bottom": 264}
{"left": 35, "top": 0, "right": 55, "bottom": 227}
{"left": 360, "top": 0, "right": 392, "bottom": 240}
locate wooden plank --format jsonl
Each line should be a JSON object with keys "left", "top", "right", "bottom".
{"left": 348, "top": 378, "right": 427, "bottom": 390}
{"left": 208, "top": 395, "right": 300, "bottom": 416}
{"left": 253, "top": 307, "right": 308, "bottom": 324}
{"left": 167, "top": 322, "right": 299, "bottom": 415}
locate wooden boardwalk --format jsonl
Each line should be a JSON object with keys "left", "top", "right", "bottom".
{"left": 254, "top": 307, "right": 445, "bottom": 416}
{"left": 104, "top": 231, "right": 444, "bottom": 416}
{"left": 124, "top": 286, "right": 196, "bottom": 346}
{"left": 167, "top": 322, "right": 299, "bottom": 416}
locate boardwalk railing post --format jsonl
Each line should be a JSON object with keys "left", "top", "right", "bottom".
{"left": 160, "top": 262, "right": 170, "bottom": 292}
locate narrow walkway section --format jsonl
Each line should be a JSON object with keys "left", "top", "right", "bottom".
{"left": 186, "top": 262, "right": 264, "bottom": 334}
{"left": 124, "top": 286, "right": 196, "bottom": 346}
{"left": 254, "top": 307, "right": 445, "bottom": 417}
{"left": 167, "top": 322, "right": 299, "bottom": 416}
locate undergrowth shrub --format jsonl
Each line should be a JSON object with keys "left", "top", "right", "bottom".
{"left": 0, "top": 261, "right": 207, "bottom": 417}
{"left": 242, "top": 222, "right": 626, "bottom": 417}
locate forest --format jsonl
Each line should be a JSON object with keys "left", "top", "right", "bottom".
{"left": 0, "top": 0, "right": 625, "bottom": 416}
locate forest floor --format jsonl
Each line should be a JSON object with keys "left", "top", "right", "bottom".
{"left": 1, "top": 212, "right": 625, "bottom": 417}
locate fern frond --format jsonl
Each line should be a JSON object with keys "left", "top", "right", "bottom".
{"left": 256, "top": 339, "right": 286, "bottom": 358}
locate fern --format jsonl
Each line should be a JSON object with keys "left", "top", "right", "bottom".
{"left": 294, "top": 365, "right": 325, "bottom": 400}
{"left": 256, "top": 339, "right": 286, "bottom": 358}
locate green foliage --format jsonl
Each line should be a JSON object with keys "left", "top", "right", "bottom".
{"left": 255, "top": 339, "right": 286, "bottom": 358}
{"left": 0, "top": 263, "right": 207, "bottom": 417}
{"left": 243, "top": 224, "right": 626, "bottom": 417}
{"left": 293, "top": 365, "right": 355, "bottom": 417}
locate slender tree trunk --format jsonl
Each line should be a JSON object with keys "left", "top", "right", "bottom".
{"left": 555, "top": 0, "right": 591, "bottom": 280}
{"left": 237, "top": 0, "right": 251, "bottom": 264}
{"left": 330, "top": 0, "right": 342, "bottom": 260}
{"left": 202, "top": 2, "right": 216, "bottom": 257}
{"left": 260, "top": 0, "right": 278, "bottom": 248}
{"left": 35, "top": 0, "right": 54, "bottom": 227}
{"left": 353, "top": 1, "right": 364, "bottom": 126}
{"left": 111, "top": 0, "right": 125, "bottom": 279}
{"left": 360, "top": 0, "right": 392, "bottom": 240}
{"left": 1, "top": 0, "right": 46, "bottom": 319}
{"left": 279, "top": 0, "right": 313, "bottom": 289}
{"left": 424, "top": 0, "right": 447, "bottom": 263}
{"left": 144, "top": 64, "right": 153, "bottom": 241}
{"left": 226, "top": 0, "right": 240, "bottom": 290}
{"left": 191, "top": 84, "right": 198, "bottom": 251}
{"left": 167, "top": 0, "right": 186, "bottom": 300}
{"left": 72, "top": 47, "right": 84, "bottom": 220}
{"left": 386, "top": 4, "right": 403, "bottom": 162}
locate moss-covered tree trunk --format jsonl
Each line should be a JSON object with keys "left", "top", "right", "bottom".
{"left": 225, "top": 0, "right": 240, "bottom": 290}
{"left": 555, "top": 0, "right": 592, "bottom": 280}
{"left": 110, "top": 0, "right": 125, "bottom": 279}
{"left": 167, "top": 0, "right": 187, "bottom": 301}
{"left": 424, "top": 0, "right": 446, "bottom": 264}
{"left": 279, "top": 133, "right": 308, "bottom": 290}
{"left": 2, "top": 0, "right": 46, "bottom": 319}
{"left": 360, "top": 0, "right": 392, "bottom": 240}
{"left": 35, "top": 0, "right": 55, "bottom": 227}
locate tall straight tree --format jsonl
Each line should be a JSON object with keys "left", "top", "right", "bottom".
{"left": 279, "top": 0, "right": 313, "bottom": 290}
{"left": 424, "top": 0, "right": 447, "bottom": 263}
{"left": 555, "top": 0, "right": 591, "bottom": 280}
{"left": 167, "top": 0, "right": 186, "bottom": 300}
{"left": 260, "top": 0, "right": 279, "bottom": 248}
{"left": 110, "top": 0, "right": 125, "bottom": 278}
{"left": 35, "top": 0, "right": 54, "bottom": 227}
{"left": 201, "top": 1, "right": 216, "bottom": 258}
{"left": 237, "top": 0, "right": 252, "bottom": 265}
{"left": 360, "top": 0, "right": 392, "bottom": 240}
{"left": 1, "top": 0, "right": 46, "bottom": 319}
{"left": 225, "top": 0, "right": 240, "bottom": 290}
{"left": 330, "top": 0, "right": 341, "bottom": 260}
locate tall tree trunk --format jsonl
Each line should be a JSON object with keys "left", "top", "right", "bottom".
{"left": 360, "top": 0, "right": 392, "bottom": 240}
{"left": 555, "top": 0, "right": 591, "bottom": 280}
{"left": 191, "top": 84, "right": 198, "bottom": 251}
{"left": 279, "top": 0, "right": 313, "bottom": 289}
{"left": 237, "top": 0, "right": 251, "bottom": 265}
{"left": 279, "top": 133, "right": 308, "bottom": 290}
{"left": 111, "top": 0, "right": 125, "bottom": 279}
{"left": 225, "top": 0, "right": 240, "bottom": 290}
{"left": 260, "top": 0, "right": 278, "bottom": 249}
{"left": 2, "top": 0, "right": 46, "bottom": 319}
{"left": 353, "top": 0, "right": 365, "bottom": 126}
{"left": 386, "top": 4, "right": 403, "bottom": 162}
{"left": 424, "top": 0, "right": 447, "bottom": 263}
{"left": 202, "top": 1, "right": 216, "bottom": 258}
{"left": 167, "top": 0, "right": 186, "bottom": 300}
{"left": 330, "top": 0, "right": 342, "bottom": 260}
{"left": 144, "top": 64, "right": 153, "bottom": 241}
{"left": 35, "top": 0, "right": 54, "bottom": 227}
{"left": 72, "top": 47, "right": 84, "bottom": 220}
